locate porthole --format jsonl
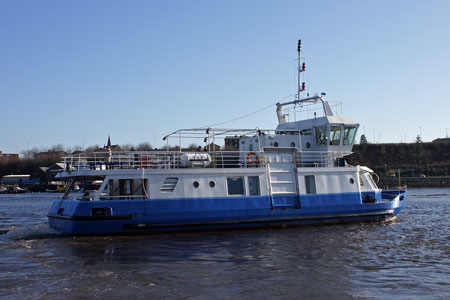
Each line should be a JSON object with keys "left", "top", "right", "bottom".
{"left": 349, "top": 178, "right": 355, "bottom": 184}
{"left": 274, "top": 142, "right": 279, "bottom": 147}
{"left": 209, "top": 181, "right": 215, "bottom": 188}
{"left": 306, "top": 142, "right": 311, "bottom": 149}
{"left": 193, "top": 181, "right": 199, "bottom": 188}
{"left": 290, "top": 142, "right": 295, "bottom": 147}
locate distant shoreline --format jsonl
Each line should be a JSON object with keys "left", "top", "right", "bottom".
{"left": 378, "top": 176, "right": 450, "bottom": 188}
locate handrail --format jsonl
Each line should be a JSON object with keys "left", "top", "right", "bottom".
{"left": 61, "top": 149, "right": 351, "bottom": 172}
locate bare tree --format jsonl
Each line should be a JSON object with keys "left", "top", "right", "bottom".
{"left": 71, "top": 145, "right": 84, "bottom": 152}
{"left": 50, "top": 144, "right": 65, "bottom": 151}
{"left": 20, "top": 147, "right": 39, "bottom": 159}
{"left": 120, "top": 144, "right": 134, "bottom": 151}
{"left": 136, "top": 142, "right": 153, "bottom": 151}
{"left": 86, "top": 144, "right": 100, "bottom": 152}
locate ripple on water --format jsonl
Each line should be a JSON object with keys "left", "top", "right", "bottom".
{"left": 0, "top": 190, "right": 449, "bottom": 300}
{"left": 2, "top": 224, "right": 63, "bottom": 241}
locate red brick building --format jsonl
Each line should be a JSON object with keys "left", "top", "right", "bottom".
{"left": 0, "top": 151, "right": 19, "bottom": 161}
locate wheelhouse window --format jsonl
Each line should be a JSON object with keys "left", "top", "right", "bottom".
{"left": 329, "top": 126, "right": 342, "bottom": 146}
{"left": 227, "top": 177, "right": 245, "bottom": 195}
{"left": 248, "top": 176, "right": 260, "bottom": 196}
{"left": 343, "top": 126, "right": 357, "bottom": 145}
{"left": 304, "top": 175, "right": 317, "bottom": 194}
{"left": 315, "top": 126, "right": 328, "bottom": 146}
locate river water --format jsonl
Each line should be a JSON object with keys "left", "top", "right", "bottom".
{"left": 0, "top": 188, "right": 449, "bottom": 299}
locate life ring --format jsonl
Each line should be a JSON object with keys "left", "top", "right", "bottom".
{"left": 246, "top": 152, "right": 259, "bottom": 164}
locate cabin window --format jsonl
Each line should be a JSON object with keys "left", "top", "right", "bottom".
{"left": 366, "top": 173, "right": 377, "bottom": 189}
{"left": 120, "top": 179, "right": 132, "bottom": 196}
{"left": 134, "top": 179, "right": 148, "bottom": 196}
{"left": 248, "top": 176, "right": 260, "bottom": 196}
{"left": 108, "top": 179, "right": 120, "bottom": 198}
{"left": 343, "top": 126, "right": 357, "bottom": 145}
{"left": 227, "top": 177, "right": 245, "bottom": 195}
{"left": 329, "top": 126, "right": 342, "bottom": 146}
{"left": 315, "top": 126, "right": 328, "bottom": 146}
{"left": 360, "top": 173, "right": 377, "bottom": 191}
{"left": 301, "top": 129, "right": 312, "bottom": 135}
{"left": 304, "top": 175, "right": 317, "bottom": 194}
{"left": 105, "top": 179, "right": 148, "bottom": 199}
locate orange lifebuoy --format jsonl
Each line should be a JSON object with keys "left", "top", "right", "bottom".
{"left": 246, "top": 152, "right": 259, "bottom": 164}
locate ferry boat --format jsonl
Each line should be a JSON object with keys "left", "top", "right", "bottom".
{"left": 47, "top": 41, "right": 406, "bottom": 235}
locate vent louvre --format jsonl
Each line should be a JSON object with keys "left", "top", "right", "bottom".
{"left": 161, "top": 177, "right": 178, "bottom": 192}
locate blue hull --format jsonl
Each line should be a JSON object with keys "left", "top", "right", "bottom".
{"left": 47, "top": 192, "right": 406, "bottom": 235}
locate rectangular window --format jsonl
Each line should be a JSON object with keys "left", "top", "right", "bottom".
{"left": 120, "top": 179, "right": 132, "bottom": 196}
{"left": 329, "top": 126, "right": 342, "bottom": 146}
{"left": 304, "top": 175, "right": 317, "bottom": 194}
{"left": 227, "top": 177, "right": 245, "bottom": 195}
{"left": 109, "top": 179, "right": 120, "bottom": 197}
{"left": 301, "top": 129, "right": 312, "bottom": 135}
{"left": 315, "top": 126, "right": 328, "bottom": 146}
{"left": 343, "top": 126, "right": 357, "bottom": 145}
{"left": 248, "top": 176, "right": 260, "bottom": 196}
{"left": 134, "top": 179, "right": 148, "bottom": 196}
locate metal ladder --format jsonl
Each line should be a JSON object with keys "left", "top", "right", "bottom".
{"left": 264, "top": 149, "right": 300, "bottom": 209}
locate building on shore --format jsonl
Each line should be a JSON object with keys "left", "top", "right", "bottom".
{"left": 432, "top": 138, "right": 450, "bottom": 144}
{"left": 0, "top": 151, "right": 19, "bottom": 161}
{"left": 1, "top": 174, "right": 30, "bottom": 185}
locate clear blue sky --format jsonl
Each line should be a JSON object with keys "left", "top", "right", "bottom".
{"left": 1, "top": 0, "right": 449, "bottom": 154}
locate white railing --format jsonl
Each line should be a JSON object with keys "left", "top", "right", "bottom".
{"left": 295, "top": 151, "right": 347, "bottom": 168}
{"left": 62, "top": 149, "right": 348, "bottom": 172}
{"left": 64, "top": 151, "right": 183, "bottom": 171}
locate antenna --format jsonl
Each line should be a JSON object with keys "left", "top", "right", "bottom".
{"left": 297, "top": 40, "right": 306, "bottom": 99}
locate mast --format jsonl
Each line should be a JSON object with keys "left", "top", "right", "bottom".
{"left": 297, "top": 40, "right": 306, "bottom": 99}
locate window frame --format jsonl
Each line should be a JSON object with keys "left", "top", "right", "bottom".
{"left": 304, "top": 175, "right": 317, "bottom": 194}
{"left": 227, "top": 176, "right": 245, "bottom": 196}
{"left": 248, "top": 176, "right": 260, "bottom": 196}
{"left": 329, "top": 126, "right": 342, "bottom": 146}
{"left": 315, "top": 126, "right": 328, "bottom": 146}
{"left": 343, "top": 126, "right": 357, "bottom": 146}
